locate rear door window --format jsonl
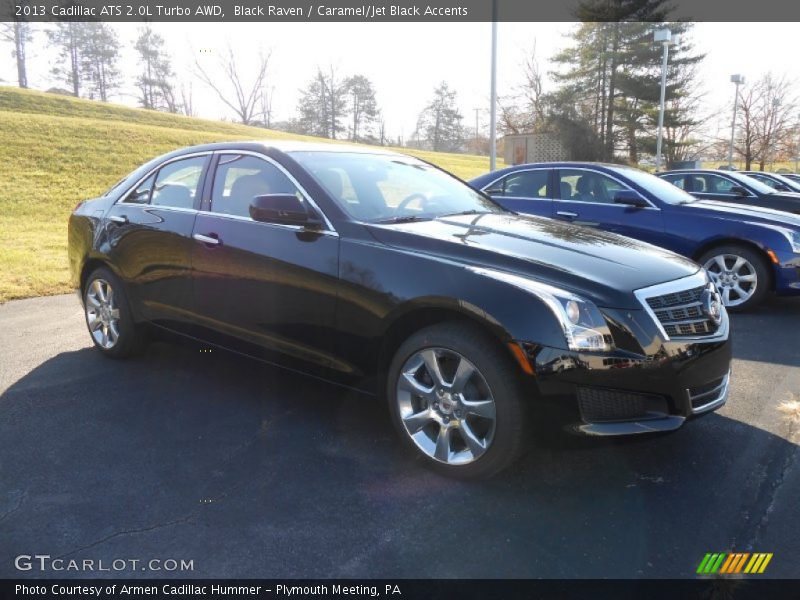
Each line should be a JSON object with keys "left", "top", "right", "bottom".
{"left": 125, "top": 173, "right": 156, "bottom": 204}
{"left": 122, "top": 156, "right": 207, "bottom": 208}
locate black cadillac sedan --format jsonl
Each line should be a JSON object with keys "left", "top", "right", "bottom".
{"left": 69, "top": 142, "right": 732, "bottom": 477}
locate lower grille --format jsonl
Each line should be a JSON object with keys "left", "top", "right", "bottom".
{"left": 688, "top": 372, "right": 730, "bottom": 413}
{"left": 577, "top": 386, "right": 669, "bottom": 423}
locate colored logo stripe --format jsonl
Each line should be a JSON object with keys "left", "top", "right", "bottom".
{"left": 697, "top": 552, "right": 773, "bottom": 574}
{"left": 744, "top": 553, "right": 773, "bottom": 574}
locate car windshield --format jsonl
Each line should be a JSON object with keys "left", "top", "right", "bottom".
{"left": 290, "top": 151, "right": 506, "bottom": 223}
{"left": 618, "top": 167, "right": 698, "bottom": 205}
{"left": 726, "top": 171, "right": 776, "bottom": 194}
{"left": 766, "top": 173, "right": 800, "bottom": 191}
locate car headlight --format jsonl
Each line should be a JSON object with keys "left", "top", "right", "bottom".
{"left": 785, "top": 230, "right": 800, "bottom": 253}
{"left": 469, "top": 268, "right": 614, "bottom": 352}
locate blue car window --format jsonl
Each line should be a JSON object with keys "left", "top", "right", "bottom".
{"left": 496, "top": 170, "right": 549, "bottom": 199}
{"left": 558, "top": 169, "right": 634, "bottom": 204}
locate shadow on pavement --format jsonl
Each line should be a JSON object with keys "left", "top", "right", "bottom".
{"left": 728, "top": 296, "right": 800, "bottom": 367}
{"left": 0, "top": 331, "right": 797, "bottom": 579}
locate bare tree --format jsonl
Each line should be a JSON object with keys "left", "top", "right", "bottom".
{"left": 753, "top": 74, "right": 797, "bottom": 169}
{"left": 378, "top": 116, "right": 388, "bottom": 146}
{"left": 498, "top": 43, "right": 546, "bottom": 135}
{"left": 1, "top": 20, "right": 33, "bottom": 88}
{"left": 733, "top": 83, "right": 763, "bottom": 169}
{"left": 179, "top": 81, "right": 195, "bottom": 117}
{"left": 194, "top": 45, "right": 271, "bottom": 125}
{"left": 259, "top": 84, "right": 275, "bottom": 128}
{"left": 733, "top": 74, "right": 798, "bottom": 169}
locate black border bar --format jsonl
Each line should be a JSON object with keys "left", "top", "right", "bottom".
{"left": 4, "top": 579, "right": 800, "bottom": 600}
{"left": 3, "top": 0, "right": 800, "bottom": 22}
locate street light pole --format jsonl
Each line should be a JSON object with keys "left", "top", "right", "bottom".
{"left": 654, "top": 28, "right": 672, "bottom": 172}
{"left": 728, "top": 74, "right": 745, "bottom": 168}
{"left": 489, "top": 0, "right": 498, "bottom": 171}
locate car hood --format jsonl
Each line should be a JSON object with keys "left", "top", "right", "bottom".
{"left": 366, "top": 213, "right": 700, "bottom": 309}
{"left": 684, "top": 200, "right": 800, "bottom": 228}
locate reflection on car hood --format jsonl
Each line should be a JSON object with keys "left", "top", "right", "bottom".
{"left": 367, "top": 213, "right": 700, "bottom": 309}
{"left": 687, "top": 200, "right": 800, "bottom": 228}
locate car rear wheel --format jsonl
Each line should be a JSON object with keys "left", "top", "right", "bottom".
{"left": 83, "top": 267, "right": 145, "bottom": 358}
{"left": 387, "top": 322, "right": 529, "bottom": 478}
{"left": 699, "top": 245, "right": 770, "bottom": 312}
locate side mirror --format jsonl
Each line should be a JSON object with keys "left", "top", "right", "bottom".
{"left": 483, "top": 187, "right": 504, "bottom": 196}
{"left": 776, "top": 183, "right": 791, "bottom": 192}
{"left": 249, "top": 194, "right": 319, "bottom": 227}
{"left": 729, "top": 186, "right": 749, "bottom": 197}
{"left": 613, "top": 190, "right": 649, "bottom": 208}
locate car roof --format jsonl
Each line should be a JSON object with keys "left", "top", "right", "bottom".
{"left": 170, "top": 139, "right": 406, "bottom": 157}
{"left": 469, "top": 161, "right": 637, "bottom": 183}
{"left": 659, "top": 169, "right": 741, "bottom": 175}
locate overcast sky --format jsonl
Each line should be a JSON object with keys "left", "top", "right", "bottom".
{"left": 1, "top": 22, "right": 797, "bottom": 141}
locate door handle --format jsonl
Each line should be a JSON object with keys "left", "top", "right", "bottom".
{"left": 193, "top": 233, "right": 221, "bottom": 246}
{"left": 556, "top": 211, "right": 578, "bottom": 219}
{"left": 108, "top": 215, "right": 128, "bottom": 224}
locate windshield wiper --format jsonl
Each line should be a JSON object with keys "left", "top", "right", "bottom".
{"left": 374, "top": 215, "right": 433, "bottom": 224}
{"left": 437, "top": 210, "right": 489, "bottom": 218}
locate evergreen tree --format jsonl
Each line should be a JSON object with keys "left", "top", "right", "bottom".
{"left": 552, "top": 0, "right": 704, "bottom": 163}
{"left": 414, "top": 82, "right": 464, "bottom": 152}
{"left": 1, "top": 19, "right": 33, "bottom": 88}
{"left": 81, "top": 23, "right": 120, "bottom": 102}
{"left": 134, "top": 26, "right": 177, "bottom": 112}
{"left": 344, "top": 75, "right": 379, "bottom": 142}
{"left": 48, "top": 22, "right": 91, "bottom": 97}
{"left": 297, "top": 67, "right": 347, "bottom": 139}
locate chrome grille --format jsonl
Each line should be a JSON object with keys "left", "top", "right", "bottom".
{"left": 645, "top": 284, "right": 719, "bottom": 339}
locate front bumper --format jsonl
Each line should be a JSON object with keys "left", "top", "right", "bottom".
{"left": 772, "top": 252, "right": 800, "bottom": 296}
{"left": 517, "top": 306, "right": 733, "bottom": 436}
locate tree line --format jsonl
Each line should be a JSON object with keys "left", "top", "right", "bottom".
{"left": 3, "top": 10, "right": 796, "bottom": 165}
{"left": 0, "top": 20, "right": 468, "bottom": 151}
{"left": 497, "top": 0, "right": 799, "bottom": 167}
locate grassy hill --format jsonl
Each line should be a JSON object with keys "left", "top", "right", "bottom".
{"left": 0, "top": 87, "right": 497, "bottom": 302}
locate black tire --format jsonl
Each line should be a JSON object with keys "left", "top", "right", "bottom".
{"left": 386, "top": 322, "right": 530, "bottom": 479}
{"left": 698, "top": 245, "right": 771, "bottom": 312}
{"left": 83, "top": 267, "right": 146, "bottom": 358}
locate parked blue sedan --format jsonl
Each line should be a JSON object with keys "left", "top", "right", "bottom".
{"left": 470, "top": 163, "right": 800, "bottom": 311}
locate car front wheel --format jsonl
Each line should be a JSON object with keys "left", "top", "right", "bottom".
{"left": 387, "top": 322, "right": 529, "bottom": 478}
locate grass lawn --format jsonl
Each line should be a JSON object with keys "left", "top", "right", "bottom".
{"left": 0, "top": 87, "right": 498, "bottom": 302}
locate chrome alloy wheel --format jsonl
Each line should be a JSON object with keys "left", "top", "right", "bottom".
{"left": 703, "top": 254, "right": 758, "bottom": 308}
{"left": 85, "top": 279, "right": 120, "bottom": 349}
{"left": 396, "top": 347, "right": 497, "bottom": 465}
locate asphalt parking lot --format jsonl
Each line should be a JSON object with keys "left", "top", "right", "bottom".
{"left": 1, "top": 294, "right": 799, "bottom": 579}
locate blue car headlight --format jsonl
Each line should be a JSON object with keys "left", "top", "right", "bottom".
{"left": 469, "top": 268, "right": 614, "bottom": 352}
{"left": 788, "top": 231, "right": 800, "bottom": 254}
